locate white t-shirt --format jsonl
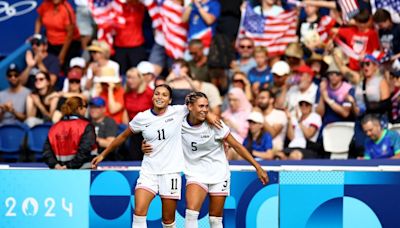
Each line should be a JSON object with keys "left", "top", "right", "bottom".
{"left": 254, "top": 5, "right": 284, "bottom": 17}
{"left": 86, "top": 60, "right": 120, "bottom": 80}
{"left": 129, "top": 105, "right": 187, "bottom": 174}
{"left": 182, "top": 119, "right": 230, "bottom": 184}
{"left": 288, "top": 112, "right": 322, "bottom": 148}
{"left": 264, "top": 109, "right": 288, "bottom": 150}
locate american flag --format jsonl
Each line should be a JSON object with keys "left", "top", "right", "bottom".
{"left": 337, "top": 0, "right": 359, "bottom": 22}
{"left": 317, "top": 16, "right": 336, "bottom": 44}
{"left": 371, "top": 0, "right": 400, "bottom": 23}
{"left": 88, "top": 0, "right": 125, "bottom": 52}
{"left": 237, "top": 3, "right": 298, "bottom": 56}
{"left": 143, "top": 0, "right": 187, "bottom": 59}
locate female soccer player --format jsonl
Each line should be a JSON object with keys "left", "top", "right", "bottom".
{"left": 92, "top": 84, "right": 191, "bottom": 228}
{"left": 143, "top": 92, "right": 269, "bottom": 228}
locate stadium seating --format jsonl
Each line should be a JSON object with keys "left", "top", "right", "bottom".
{"left": 27, "top": 122, "right": 52, "bottom": 160}
{"left": 322, "top": 122, "right": 355, "bottom": 159}
{"left": 390, "top": 123, "right": 400, "bottom": 135}
{"left": 0, "top": 124, "right": 28, "bottom": 160}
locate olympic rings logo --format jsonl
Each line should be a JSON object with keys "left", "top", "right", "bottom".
{"left": 0, "top": 1, "right": 37, "bottom": 22}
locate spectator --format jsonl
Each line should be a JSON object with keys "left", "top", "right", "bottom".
{"left": 222, "top": 88, "right": 252, "bottom": 144}
{"left": 43, "top": 96, "right": 96, "bottom": 169}
{"left": 25, "top": 71, "right": 58, "bottom": 127}
{"left": 94, "top": 75, "right": 125, "bottom": 124}
{"left": 306, "top": 52, "right": 328, "bottom": 85}
{"left": 52, "top": 67, "right": 88, "bottom": 123}
{"left": 255, "top": 89, "right": 288, "bottom": 152}
{"left": 123, "top": 67, "right": 153, "bottom": 161}
{"left": 192, "top": 79, "right": 222, "bottom": 116}
{"left": 253, "top": 0, "right": 283, "bottom": 17}
{"left": 390, "top": 70, "right": 400, "bottom": 123}
{"left": 248, "top": 46, "right": 273, "bottom": 95}
{"left": 230, "top": 37, "right": 257, "bottom": 75}
{"left": 21, "top": 34, "right": 60, "bottom": 90}
{"left": 86, "top": 40, "right": 120, "bottom": 91}
{"left": 271, "top": 60, "right": 291, "bottom": 108}
{"left": 113, "top": 0, "right": 147, "bottom": 75}
{"left": 230, "top": 71, "right": 253, "bottom": 102}
{"left": 285, "top": 64, "right": 319, "bottom": 115}
{"left": 0, "top": 64, "right": 30, "bottom": 126}
{"left": 35, "top": 0, "right": 81, "bottom": 70}
{"left": 89, "top": 97, "right": 118, "bottom": 156}
{"left": 243, "top": 111, "right": 274, "bottom": 160}
{"left": 284, "top": 42, "right": 304, "bottom": 70}
{"left": 62, "top": 57, "right": 89, "bottom": 94}
{"left": 297, "top": 4, "right": 321, "bottom": 43}
{"left": 166, "top": 59, "right": 196, "bottom": 105}
{"left": 74, "top": 0, "right": 95, "bottom": 60}
{"left": 336, "top": 10, "right": 380, "bottom": 71}
{"left": 187, "top": 39, "right": 210, "bottom": 82}
{"left": 182, "top": 0, "right": 221, "bottom": 49}
{"left": 372, "top": 9, "right": 400, "bottom": 60}
{"left": 137, "top": 61, "right": 156, "bottom": 89}
{"left": 316, "top": 63, "right": 355, "bottom": 129}
{"left": 284, "top": 94, "right": 322, "bottom": 160}
{"left": 361, "top": 114, "right": 400, "bottom": 159}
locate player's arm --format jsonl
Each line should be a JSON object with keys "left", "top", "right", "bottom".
{"left": 225, "top": 133, "right": 269, "bottom": 184}
{"left": 91, "top": 128, "right": 133, "bottom": 168}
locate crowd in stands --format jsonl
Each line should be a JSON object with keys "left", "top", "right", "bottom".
{"left": 1, "top": 0, "right": 400, "bottom": 162}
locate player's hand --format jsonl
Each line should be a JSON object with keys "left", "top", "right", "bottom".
{"left": 256, "top": 167, "right": 269, "bottom": 185}
{"left": 141, "top": 140, "right": 153, "bottom": 154}
{"left": 91, "top": 154, "right": 104, "bottom": 169}
{"left": 207, "top": 112, "right": 222, "bottom": 129}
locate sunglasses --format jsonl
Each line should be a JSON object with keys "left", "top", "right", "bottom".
{"left": 70, "top": 79, "right": 81, "bottom": 84}
{"left": 7, "top": 73, "right": 18, "bottom": 78}
{"left": 239, "top": 45, "right": 253, "bottom": 49}
{"left": 360, "top": 61, "right": 372, "bottom": 67}
{"left": 35, "top": 77, "right": 46, "bottom": 82}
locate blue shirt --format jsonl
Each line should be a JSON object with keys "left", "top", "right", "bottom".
{"left": 248, "top": 66, "right": 272, "bottom": 88}
{"left": 364, "top": 129, "right": 400, "bottom": 159}
{"left": 188, "top": 0, "right": 221, "bottom": 38}
{"left": 243, "top": 132, "right": 273, "bottom": 153}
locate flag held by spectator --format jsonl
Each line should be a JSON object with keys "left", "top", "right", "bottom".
{"left": 338, "top": 0, "right": 359, "bottom": 22}
{"left": 237, "top": 2, "right": 298, "bottom": 56}
{"left": 143, "top": 0, "right": 187, "bottom": 59}
{"left": 317, "top": 16, "right": 336, "bottom": 44}
{"left": 88, "top": 0, "right": 126, "bottom": 53}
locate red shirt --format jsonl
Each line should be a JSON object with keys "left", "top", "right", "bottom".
{"left": 100, "top": 87, "right": 125, "bottom": 124}
{"left": 37, "top": 1, "right": 80, "bottom": 45}
{"left": 124, "top": 86, "right": 153, "bottom": 120}
{"left": 114, "top": 3, "right": 145, "bottom": 47}
{"left": 338, "top": 26, "right": 380, "bottom": 71}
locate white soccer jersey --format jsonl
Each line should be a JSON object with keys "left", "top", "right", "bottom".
{"left": 182, "top": 118, "right": 231, "bottom": 184}
{"left": 129, "top": 105, "right": 187, "bottom": 174}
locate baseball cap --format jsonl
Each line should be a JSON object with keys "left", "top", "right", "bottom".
{"left": 137, "top": 61, "right": 155, "bottom": 75}
{"left": 271, "top": 61, "right": 290, "bottom": 76}
{"left": 89, "top": 97, "right": 106, "bottom": 107}
{"left": 298, "top": 94, "right": 314, "bottom": 105}
{"left": 362, "top": 54, "right": 379, "bottom": 64}
{"left": 30, "top": 34, "right": 47, "bottom": 45}
{"left": 294, "top": 64, "right": 315, "bottom": 77}
{"left": 247, "top": 111, "right": 264, "bottom": 124}
{"left": 69, "top": 57, "right": 86, "bottom": 68}
{"left": 7, "top": 63, "right": 20, "bottom": 75}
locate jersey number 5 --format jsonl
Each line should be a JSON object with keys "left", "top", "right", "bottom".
{"left": 191, "top": 142, "right": 197, "bottom": 151}
{"left": 157, "top": 129, "right": 165, "bottom": 140}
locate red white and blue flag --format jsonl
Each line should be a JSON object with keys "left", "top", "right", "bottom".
{"left": 337, "top": 0, "right": 359, "bottom": 22}
{"left": 371, "top": 0, "right": 400, "bottom": 23}
{"left": 317, "top": 16, "right": 336, "bottom": 44}
{"left": 143, "top": 0, "right": 187, "bottom": 59}
{"left": 88, "top": 0, "right": 125, "bottom": 52}
{"left": 237, "top": 3, "right": 298, "bottom": 56}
